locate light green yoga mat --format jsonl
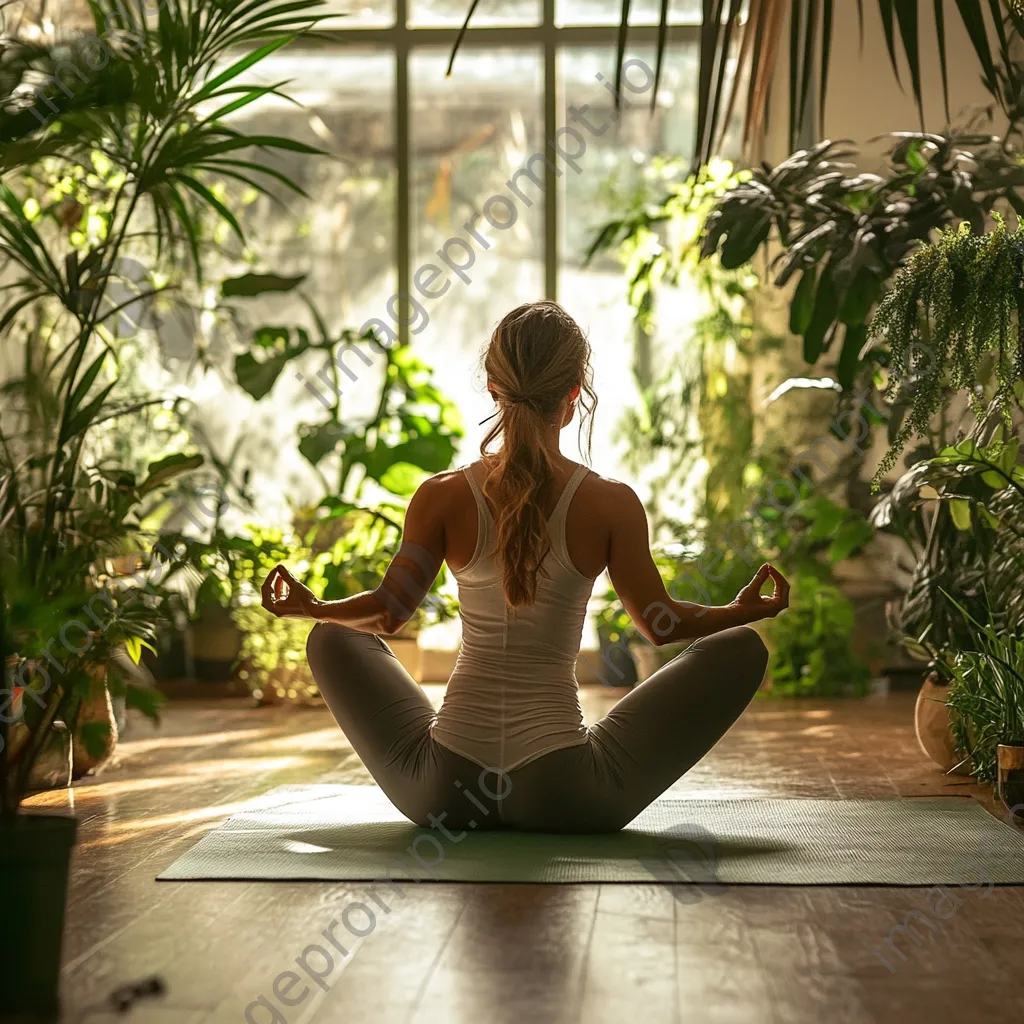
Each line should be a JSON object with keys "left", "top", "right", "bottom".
{"left": 158, "top": 784, "right": 1024, "bottom": 886}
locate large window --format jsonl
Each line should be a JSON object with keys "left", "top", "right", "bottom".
{"left": 228, "top": 1, "right": 717, "bottom": 490}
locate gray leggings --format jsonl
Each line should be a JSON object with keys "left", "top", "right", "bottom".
{"left": 306, "top": 623, "right": 768, "bottom": 834}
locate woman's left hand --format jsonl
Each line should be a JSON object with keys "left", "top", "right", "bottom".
{"left": 261, "top": 565, "right": 319, "bottom": 620}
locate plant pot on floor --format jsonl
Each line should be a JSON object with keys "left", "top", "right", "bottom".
{"left": 597, "top": 632, "right": 638, "bottom": 689}
{"left": 915, "top": 672, "right": 971, "bottom": 775}
{"left": 387, "top": 627, "right": 423, "bottom": 684}
{"left": 71, "top": 663, "right": 119, "bottom": 780}
{"left": 186, "top": 603, "right": 242, "bottom": 681}
{"left": 629, "top": 640, "right": 660, "bottom": 683}
{"left": 0, "top": 813, "right": 77, "bottom": 1021}
{"left": 998, "top": 743, "right": 1024, "bottom": 824}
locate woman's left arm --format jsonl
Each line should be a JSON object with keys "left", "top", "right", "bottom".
{"left": 261, "top": 478, "right": 447, "bottom": 635}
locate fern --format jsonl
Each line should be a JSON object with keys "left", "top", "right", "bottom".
{"left": 871, "top": 221, "right": 1024, "bottom": 484}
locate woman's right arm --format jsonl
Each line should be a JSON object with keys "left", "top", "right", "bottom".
{"left": 605, "top": 482, "right": 789, "bottom": 646}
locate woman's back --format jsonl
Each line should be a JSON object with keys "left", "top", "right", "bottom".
{"left": 431, "top": 460, "right": 597, "bottom": 771}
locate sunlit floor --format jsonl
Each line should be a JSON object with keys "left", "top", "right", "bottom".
{"left": 29, "top": 689, "right": 1024, "bottom": 1024}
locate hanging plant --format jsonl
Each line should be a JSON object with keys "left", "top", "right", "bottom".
{"left": 870, "top": 220, "right": 1024, "bottom": 484}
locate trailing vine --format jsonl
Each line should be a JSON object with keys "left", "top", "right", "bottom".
{"left": 871, "top": 220, "right": 1024, "bottom": 484}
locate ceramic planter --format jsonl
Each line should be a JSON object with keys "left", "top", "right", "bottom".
{"left": 914, "top": 672, "right": 971, "bottom": 775}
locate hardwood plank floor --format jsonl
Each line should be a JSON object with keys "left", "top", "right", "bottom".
{"left": 24, "top": 689, "right": 1024, "bottom": 1024}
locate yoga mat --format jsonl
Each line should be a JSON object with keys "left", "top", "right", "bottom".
{"left": 158, "top": 785, "right": 1024, "bottom": 886}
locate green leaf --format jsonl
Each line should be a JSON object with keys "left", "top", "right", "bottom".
{"left": 981, "top": 470, "right": 1005, "bottom": 488}
{"left": 175, "top": 174, "right": 246, "bottom": 245}
{"left": 803, "top": 272, "right": 838, "bottom": 362}
{"left": 124, "top": 636, "right": 142, "bottom": 665}
{"left": 893, "top": 0, "right": 923, "bottom": 127}
{"left": 720, "top": 213, "right": 772, "bottom": 269}
{"left": 62, "top": 381, "right": 116, "bottom": 445}
{"left": 235, "top": 327, "right": 313, "bottom": 400}
{"left": 837, "top": 322, "right": 868, "bottom": 391}
{"left": 976, "top": 504, "right": 999, "bottom": 528}
{"left": 357, "top": 436, "right": 457, "bottom": 482}
{"left": 837, "top": 267, "right": 881, "bottom": 326}
{"left": 125, "top": 682, "right": 164, "bottom": 721}
{"left": 297, "top": 421, "right": 353, "bottom": 467}
{"left": 948, "top": 497, "right": 971, "bottom": 530}
{"left": 790, "top": 267, "right": 817, "bottom": 335}
{"left": 827, "top": 519, "right": 874, "bottom": 562}
{"left": 140, "top": 452, "right": 204, "bottom": 496}
{"left": 378, "top": 462, "right": 428, "bottom": 498}
{"left": 77, "top": 720, "right": 111, "bottom": 759}
{"left": 221, "top": 272, "right": 307, "bottom": 298}
{"left": 194, "top": 34, "right": 301, "bottom": 101}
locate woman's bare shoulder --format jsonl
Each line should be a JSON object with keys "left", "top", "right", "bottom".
{"left": 574, "top": 469, "right": 643, "bottom": 526}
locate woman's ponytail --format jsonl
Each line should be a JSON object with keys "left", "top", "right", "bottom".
{"left": 480, "top": 302, "right": 596, "bottom": 608}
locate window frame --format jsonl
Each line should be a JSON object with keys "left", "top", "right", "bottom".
{"left": 315, "top": 1, "right": 701, "bottom": 344}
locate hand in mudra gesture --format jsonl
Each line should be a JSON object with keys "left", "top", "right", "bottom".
{"left": 261, "top": 564, "right": 319, "bottom": 620}
{"left": 732, "top": 563, "right": 790, "bottom": 621}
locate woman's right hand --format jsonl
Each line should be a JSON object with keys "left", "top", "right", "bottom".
{"left": 732, "top": 564, "right": 790, "bottom": 622}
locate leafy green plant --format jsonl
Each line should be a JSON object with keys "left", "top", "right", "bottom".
{"left": 701, "top": 133, "right": 1024, "bottom": 393}
{"left": 0, "top": 451, "right": 201, "bottom": 815}
{"left": 0, "top": 0, "right": 326, "bottom": 812}
{"left": 870, "top": 221, "right": 1024, "bottom": 481}
{"left": 874, "top": 414, "right": 1024, "bottom": 661}
{"left": 763, "top": 574, "right": 872, "bottom": 698}
{"left": 944, "top": 596, "right": 1024, "bottom": 785}
{"left": 587, "top": 159, "right": 759, "bottom": 536}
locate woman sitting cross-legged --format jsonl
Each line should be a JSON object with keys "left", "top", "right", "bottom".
{"left": 262, "top": 300, "right": 789, "bottom": 834}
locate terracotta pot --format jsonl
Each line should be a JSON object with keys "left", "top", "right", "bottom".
{"left": 997, "top": 743, "right": 1024, "bottom": 824}
{"left": 914, "top": 673, "right": 971, "bottom": 775}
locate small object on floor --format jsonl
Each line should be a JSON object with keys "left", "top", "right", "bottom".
{"left": 108, "top": 975, "right": 166, "bottom": 1013}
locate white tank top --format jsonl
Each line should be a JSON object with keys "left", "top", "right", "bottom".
{"left": 431, "top": 461, "right": 596, "bottom": 771}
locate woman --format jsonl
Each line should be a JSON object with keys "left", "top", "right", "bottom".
{"left": 262, "top": 301, "right": 788, "bottom": 833}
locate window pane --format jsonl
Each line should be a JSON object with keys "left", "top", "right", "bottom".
{"left": 322, "top": 0, "right": 395, "bottom": 27}
{"left": 409, "top": 0, "right": 540, "bottom": 27}
{"left": 410, "top": 48, "right": 545, "bottom": 445}
{"left": 557, "top": 0, "right": 699, "bottom": 26}
{"left": 230, "top": 49, "right": 396, "bottom": 329}
{"left": 557, "top": 44, "right": 703, "bottom": 487}
{"left": 204, "top": 49, "right": 397, "bottom": 519}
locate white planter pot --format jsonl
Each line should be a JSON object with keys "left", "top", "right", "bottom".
{"left": 629, "top": 641, "right": 661, "bottom": 683}
{"left": 388, "top": 637, "right": 423, "bottom": 683}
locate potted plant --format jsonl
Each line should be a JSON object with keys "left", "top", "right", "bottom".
{"left": 592, "top": 587, "right": 640, "bottom": 689}
{"left": 865, "top": 220, "right": 1024, "bottom": 770}
{"left": 0, "top": 0, "right": 329, "bottom": 1014}
{"left": 942, "top": 599, "right": 1024, "bottom": 798}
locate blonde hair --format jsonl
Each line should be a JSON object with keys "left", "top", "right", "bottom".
{"left": 480, "top": 301, "right": 597, "bottom": 608}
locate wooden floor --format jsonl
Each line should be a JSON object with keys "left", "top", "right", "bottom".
{"left": 27, "top": 688, "right": 1024, "bottom": 1024}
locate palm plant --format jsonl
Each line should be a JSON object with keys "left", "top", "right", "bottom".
{"left": 0, "top": 0, "right": 327, "bottom": 817}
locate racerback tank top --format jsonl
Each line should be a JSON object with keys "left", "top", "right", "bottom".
{"left": 431, "top": 461, "right": 597, "bottom": 771}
